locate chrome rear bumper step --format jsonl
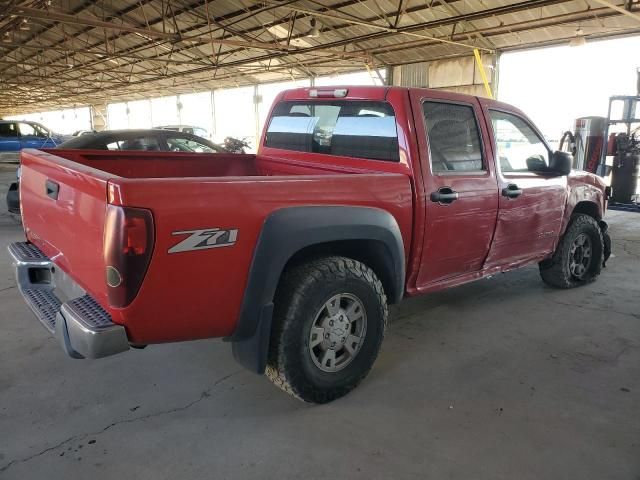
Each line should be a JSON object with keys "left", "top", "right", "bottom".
{"left": 23, "top": 287, "right": 61, "bottom": 333}
{"left": 8, "top": 240, "right": 50, "bottom": 264}
{"left": 8, "top": 241, "right": 130, "bottom": 359}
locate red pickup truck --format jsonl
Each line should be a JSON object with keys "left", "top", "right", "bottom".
{"left": 9, "top": 86, "right": 611, "bottom": 403}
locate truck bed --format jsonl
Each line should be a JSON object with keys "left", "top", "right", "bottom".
{"left": 19, "top": 149, "right": 414, "bottom": 345}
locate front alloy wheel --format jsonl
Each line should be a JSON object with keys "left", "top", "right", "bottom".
{"left": 569, "top": 233, "right": 592, "bottom": 280}
{"left": 539, "top": 213, "right": 604, "bottom": 289}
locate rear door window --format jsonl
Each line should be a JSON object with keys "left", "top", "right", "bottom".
{"left": 265, "top": 100, "right": 399, "bottom": 161}
{"left": 0, "top": 123, "right": 17, "bottom": 137}
{"left": 423, "top": 102, "right": 485, "bottom": 173}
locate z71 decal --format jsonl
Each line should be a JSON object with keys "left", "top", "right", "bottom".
{"left": 168, "top": 228, "right": 238, "bottom": 254}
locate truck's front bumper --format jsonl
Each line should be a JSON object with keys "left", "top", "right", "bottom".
{"left": 8, "top": 242, "right": 130, "bottom": 359}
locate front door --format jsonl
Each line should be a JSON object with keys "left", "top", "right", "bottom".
{"left": 411, "top": 90, "right": 499, "bottom": 287}
{"left": 18, "top": 122, "right": 54, "bottom": 149}
{"left": 480, "top": 104, "right": 567, "bottom": 268}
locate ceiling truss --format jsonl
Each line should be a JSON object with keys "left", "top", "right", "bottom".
{"left": 0, "top": 0, "right": 638, "bottom": 114}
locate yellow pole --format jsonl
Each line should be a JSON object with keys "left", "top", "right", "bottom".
{"left": 473, "top": 48, "right": 494, "bottom": 100}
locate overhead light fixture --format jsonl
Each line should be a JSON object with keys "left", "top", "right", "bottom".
{"left": 19, "top": 19, "right": 30, "bottom": 31}
{"left": 308, "top": 18, "right": 321, "bottom": 38}
{"left": 2, "top": 32, "right": 11, "bottom": 43}
{"left": 569, "top": 27, "right": 586, "bottom": 47}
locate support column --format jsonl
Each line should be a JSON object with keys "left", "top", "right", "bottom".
{"left": 90, "top": 103, "right": 108, "bottom": 131}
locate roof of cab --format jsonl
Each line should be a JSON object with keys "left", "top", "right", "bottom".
{"left": 279, "top": 85, "right": 525, "bottom": 117}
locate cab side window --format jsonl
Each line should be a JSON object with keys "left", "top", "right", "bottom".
{"left": 18, "top": 123, "right": 37, "bottom": 137}
{"left": 423, "top": 102, "right": 485, "bottom": 173}
{"left": 0, "top": 123, "right": 17, "bottom": 137}
{"left": 489, "top": 111, "right": 550, "bottom": 173}
{"left": 18, "top": 123, "right": 48, "bottom": 138}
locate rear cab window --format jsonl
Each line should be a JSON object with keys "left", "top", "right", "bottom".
{"left": 264, "top": 100, "right": 399, "bottom": 162}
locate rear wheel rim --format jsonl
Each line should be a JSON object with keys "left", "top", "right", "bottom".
{"left": 569, "top": 233, "right": 592, "bottom": 280}
{"left": 308, "top": 293, "right": 367, "bottom": 373}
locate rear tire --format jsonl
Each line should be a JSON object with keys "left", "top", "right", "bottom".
{"left": 539, "top": 214, "right": 604, "bottom": 289}
{"left": 266, "top": 256, "right": 387, "bottom": 403}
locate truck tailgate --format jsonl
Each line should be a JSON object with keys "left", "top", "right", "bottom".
{"left": 19, "top": 149, "right": 111, "bottom": 306}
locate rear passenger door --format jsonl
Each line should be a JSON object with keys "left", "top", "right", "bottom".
{"left": 410, "top": 90, "right": 499, "bottom": 286}
{"left": 480, "top": 105, "right": 567, "bottom": 268}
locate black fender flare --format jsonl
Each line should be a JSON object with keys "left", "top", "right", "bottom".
{"left": 230, "top": 205, "right": 405, "bottom": 374}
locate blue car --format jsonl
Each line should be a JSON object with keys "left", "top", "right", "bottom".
{"left": 2, "top": 120, "right": 72, "bottom": 214}
{"left": 0, "top": 120, "right": 70, "bottom": 163}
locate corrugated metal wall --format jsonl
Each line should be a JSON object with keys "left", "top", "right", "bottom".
{"left": 395, "top": 62, "right": 429, "bottom": 88}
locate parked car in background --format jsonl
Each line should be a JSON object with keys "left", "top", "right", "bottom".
{"left": 0, "top": 120, "right": 71, "bottom": 163}
{"left": 60, "top": 129, "right": 225, "bottom": 152}
{"left": 155, "top": 124, "right": 209, "bottom": 139}
{"left": 71, "top": 129, "right": 97, "bottom": 136}
{"left": 5, "top": 129, "right": 227, "bottom": 214}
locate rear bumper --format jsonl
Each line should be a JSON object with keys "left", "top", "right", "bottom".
{"left": 8, "top": 242, "right": 130, "bottom": 359}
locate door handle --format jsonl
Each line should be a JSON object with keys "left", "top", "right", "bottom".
{"left": 430, "top": 187, "right": 459, "bottom": 204}
{"left": 45, "top": 180, "right": 59, "bottom": 200}
{"left": 501, "top": 184, "right": 523, "bottom": 199}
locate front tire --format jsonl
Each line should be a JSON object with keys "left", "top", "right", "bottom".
{"left": 539, "top": 214, "right": 604, "bottom": 288}
{"left": 266, "top": 256, "right": 388, "bottom": 403}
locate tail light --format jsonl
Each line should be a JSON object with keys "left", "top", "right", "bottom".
{"left": 104, "top": 205, "right": 154, "bottom": 308}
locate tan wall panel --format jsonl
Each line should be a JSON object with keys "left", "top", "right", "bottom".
{"left": 428, "top": 56, "right": 475, "bottom": 88}
{"left": 473, "top": 54, "right": 496, "bottom": 86}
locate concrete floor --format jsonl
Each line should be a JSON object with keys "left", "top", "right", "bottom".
{"left": 0, "top": 163, "right": 638, "bottom": 480}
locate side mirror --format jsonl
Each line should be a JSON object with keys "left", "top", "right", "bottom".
{"left": 526, "top": 155, "right": 547, "bottom": 172}
{"left": 549, "top": 150, "right": 572, "bottom": 176}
